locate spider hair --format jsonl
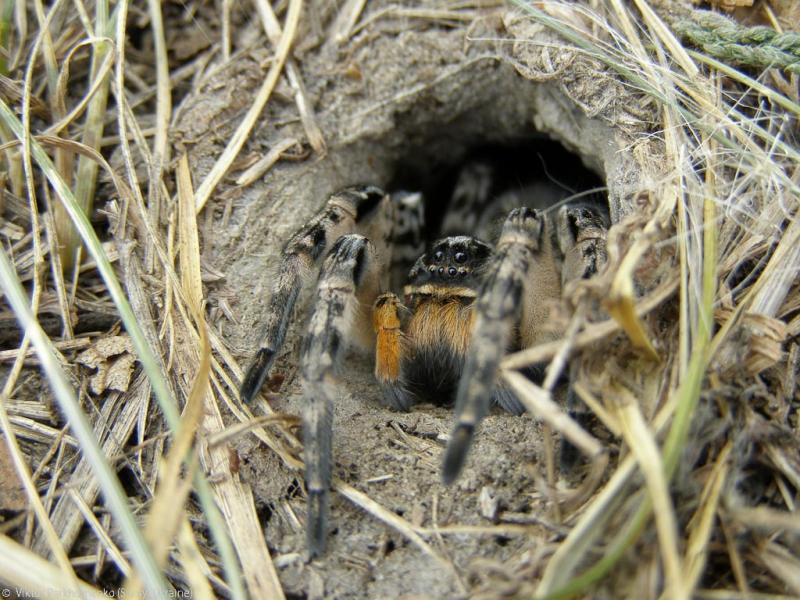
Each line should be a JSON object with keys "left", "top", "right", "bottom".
{"left": 300, "top": 234, "right": 379, "bottom": 557}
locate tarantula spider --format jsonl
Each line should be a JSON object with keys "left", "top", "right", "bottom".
{"left": 240, "top": 183, "right": 609, "bottom": 557}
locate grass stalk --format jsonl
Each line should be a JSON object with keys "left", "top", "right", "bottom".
{"left": 53, "top": 0, "right": 113, "bottom": 271}
{"left": 109, "top": 0, "right": 246, "bottom": 591}
{"left": 0, "top": 0, "right": 14, "bottom": 75}
{"left": 514, "top": 2, "right": 726, "bottom": 596}
{"left": 0, "top": 245, "right": 168, "bottom": 596}
{"left": 0, "top": 534, "right": 106, "bottom": 598}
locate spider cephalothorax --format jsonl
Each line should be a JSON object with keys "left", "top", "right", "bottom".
{"left": 240, "top": 182, "right": 609, "bottom": 557}
{"left": 379, "top": 236, "right": 494, "bottom": 408}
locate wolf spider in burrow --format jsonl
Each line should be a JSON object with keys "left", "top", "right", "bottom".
{"left": 240, "top": 178, "right": 609, "bottom": 557}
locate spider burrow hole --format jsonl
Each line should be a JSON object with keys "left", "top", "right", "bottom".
{"left": 387, "top": 137, "right": 608, "bottom": 251}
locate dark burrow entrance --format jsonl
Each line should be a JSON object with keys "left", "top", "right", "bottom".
{"left": 387, "top": 137, "right": 607, "bottom": 245}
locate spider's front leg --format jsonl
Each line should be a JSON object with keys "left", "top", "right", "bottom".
{"left": 240, "top": 186, "right": 393, "bottom": 404}
{"left": 372, "top": 292, "right": 413, "bottom": 410}
{"left": 442, "top": 208, "right": 548, "bottom": 483}
{"left": 300, "top": 234, "right": 383, "bottom": 558}
{"left": 441, "top": 203, "right": 609, "bottom": 483}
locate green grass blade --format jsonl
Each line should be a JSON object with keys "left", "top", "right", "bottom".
{"left": 0, "top": 246, "right": 168, "bottom": 597}
{"left": 0, "top": 96, "right": 246, "bottom": 600}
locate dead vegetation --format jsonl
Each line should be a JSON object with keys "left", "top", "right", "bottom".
{"left": 0, "top": 0, "right": 798, "bottom": 599}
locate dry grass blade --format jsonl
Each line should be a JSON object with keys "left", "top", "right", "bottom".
{"left": 611, "top": 384, "right": 685, "bottom": 600}
{"left": 0, "top": 534, "right": 107, "bottom": 599}
{"left": 331, "top": 0, "right": 367, "bottom": 43}
{"left": 502, "top": 277, "right": 678, "bottom": 370}
{"left": 125, "top": 264, "right": 210, "bottom": 596}
{"left": 727, "top": 506, "right": 800, "bottom": 535}
{"left": 70, "top": 489, "right": 132, "bottom": 577}
{"left": 0, "top": 246, "right": 167, "bottom": 595}
{"left": 177, "top": 155, "right": 284, "bottom": 599}
{"left": 177, "top": 518, "right": 216, "bottom": 600}
{"left": 334, "top": 480, "right": 448, "bottom": 565}
{"left": 30, "top": 378, "right": 148, "bottom": 557}
{"left": 503, "top": 369, "right": 604, "bottom": 460}
{"left": 684, "top": 443, "right": 732, "bottom": 590}
{"left": 605, "top": 253, "right": 660, "bottom": 361}
{"left": 235, "top": 137, "right": 300, "bottom": 186}
{"left": 537, "top": 385, "right": 677, "bottom": 594}
{"left": 42, "top": 211, "right": 73, "bottom": 339}
{"left": 54, "top": 29, "right": 113, "bottom": 271}
{"left": 571, "top": 381, "right": 621, "bottom": 437}
{"left": 350, "top": 7, "right": 478, "bottom": 37}
{"left": 632, "top": 0, "right": 698, "bottom": 78}
{"left": 194, "top": 0, "right": 303, "bottom": 212}
{"left": 0, "top": 101, "right": 178, "bottom": 506}
{"left": 758, "top": 542, "right": 800, "bottom": 595}
{"left": 253, "top": 0, "right": 326, "bottom": 155}
{"left": 536, "top": 451, "right": 642, "bottom": 595}
{"left": 206, "top": 413, "right": 301, "bottom": 448}
{"left": 603, "top": 191, "right": 677, "bottom": 364}
{"left": 45, "top": 38, "right": 115, "bottom": 137}
{"left": 0, "top": 401, "right": 79, "bottom": 590}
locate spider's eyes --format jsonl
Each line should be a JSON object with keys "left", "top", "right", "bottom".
{"left": 454, "top": 252, "right": 467, "bottom": 263}
{"left": 433, "top": 250, "right": 445, "bottom": 262}
{"left": 448, "top": 267, "right": 457, "bottom": 277}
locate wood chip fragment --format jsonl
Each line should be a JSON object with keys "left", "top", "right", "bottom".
{"left": 479, "top": 486, "right": 498, "bottom": 522}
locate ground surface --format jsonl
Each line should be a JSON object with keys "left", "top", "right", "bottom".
{"left": 2, "top": 0, "right": 799, "bottom": 598}
{"left": 241, "top": 357, "right": 549, "bottom": 598}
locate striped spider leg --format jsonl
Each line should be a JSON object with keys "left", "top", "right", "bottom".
{"left": 303, "top": 234, "right": 506, "bottom": 556}
{"left": 442, "top": 204, "right": 609, "bottom": 484}
{"left": 554, "top": 203, "right": 609, "bottom": 468}
{"left": 240, "top": 185, "right": 421, "bottom": 404}
{"left": 300, "top": 234, "right": 385, "bottom": 557}
{"left": 239, "top": 185, "right": 423, "bottom": 557}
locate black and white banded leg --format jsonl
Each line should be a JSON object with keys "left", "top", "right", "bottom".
{"left": 441, "top": 203, "right": 609, "bottom": 483}
{"left": 553, "top": 203, "right": 609, "bottom": 469}
{"left": 240, "top": 186, "right": 393, "bottom": 404}
{"left": 442, "top": 208, "right": 546, "bottom": 484}
{"left": 300, "top": 234, "right": 382, "bottom": 558}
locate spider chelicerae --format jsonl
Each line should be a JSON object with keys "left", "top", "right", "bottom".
{"left": 240, "top": 166, "right": 609, "bottom": 557}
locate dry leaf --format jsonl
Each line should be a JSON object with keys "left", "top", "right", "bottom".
{"left": 743, "top": 313, "right": 787, "bottom": 375}
{"left": 715, "top": 309, "right": 787, "bottom": 375}
{"left": 77, "top": 335, "right": 137, "bottom": 394}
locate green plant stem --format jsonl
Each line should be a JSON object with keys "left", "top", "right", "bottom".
{"left": 54, "top": 1, "right": 113, "bottom": 272}
{"left": 0, "top": 246, "right": 169, "bottom": 597}
{"left": 0, "top": 95, "right": 247, "bottom": 599}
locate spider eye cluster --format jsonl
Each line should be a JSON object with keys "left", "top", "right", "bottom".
{"left": 407, "top": 237, "right": 493, "bottom": 286}
{"left": 432, "top": 247, "right": 469, "bottom": 265}
{"left": 427, "top": 263, "right": 463, "bottom": 278}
